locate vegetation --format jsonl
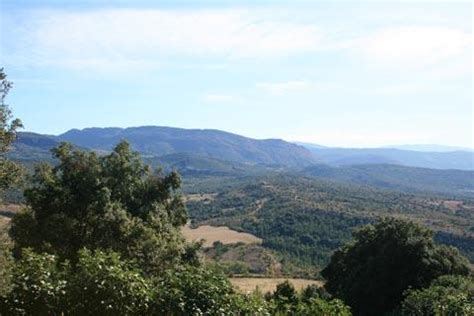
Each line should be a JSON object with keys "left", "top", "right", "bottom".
{"left": 322, "top": 218, "right": 470, "bottom": 316}
{"left": 186, "top": 174, "right": 474, "bottom": 273}
{"left": 10, "top": 141, "right": 187, "bottom": 273}
{"left": 401, "top": 275, "right": 474, "bottom": 315}
{"left": 0, "top": 68, "right": 22, "bottom": 299}
{"left": 0, "top": 69, "right": 472, "bottom": 315}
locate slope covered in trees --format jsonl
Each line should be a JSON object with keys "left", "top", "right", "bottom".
{"left": 186, "top": 174, "right": 474, "bottom": 270}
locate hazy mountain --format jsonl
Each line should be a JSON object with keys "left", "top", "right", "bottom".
{"left": 384, "top": 144, "right": 474, "bottom": 152}
{"left": 8, "top": 130, "right": 474, "bottom": 198}
{"left": 299, "top": 145, "right": 474, "bottom": 170}
{"left": 53, "top": 126, "right": 317, "bottom": 167}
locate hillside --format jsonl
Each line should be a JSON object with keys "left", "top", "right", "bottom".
{"left": 58, "top": 126, "right": 316, "bottom": 167}
{"left": 185, "top": 174, "right": 474, "bottom": 274}
{"left": 303, "top": 164, "right": 474, "bottom": 197}
{"left": 302, "top": 146, "right": 474, "bottom": 170}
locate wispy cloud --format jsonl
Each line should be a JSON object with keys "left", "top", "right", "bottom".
{"left": 9, "top": 9, "right": 323, "bottom": 71}
{"left": 256, "top": 81, "right": 333, "bottom": 95}
{"left": 202, "top": 93, "right": 237, "bottom": 103}
{"left": 345, "top": 26, "right": 471, "bottom": 71}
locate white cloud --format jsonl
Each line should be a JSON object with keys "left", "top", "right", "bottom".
{"left": 256, "top": 81, "right": 333, "bottom": 95}
{"left": 346, "top": 26, "right": 471, "bottom": 70}
{"left": 12, "top": 9, "right": 323, "bottom": 71}
{"left": 203, "top": 94, "right": 236, "bottom": 102}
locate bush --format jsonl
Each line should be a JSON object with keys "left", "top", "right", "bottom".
{"left": 2, "top": 249, "right": 153, "bottom": 315}
{"left": 402, "top": 275, "right": 474, "bottom": 316}
{"left": 153, "top": 265, "right": 239, "bottom": 315}
{"left": 322, "top": 218, "right": 470, "bottom": 316}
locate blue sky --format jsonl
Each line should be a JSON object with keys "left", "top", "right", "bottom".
{"left": 1, "top": 0, "right": 472, "bottom": 147}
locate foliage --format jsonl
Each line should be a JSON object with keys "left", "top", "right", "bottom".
{"left": 10, "top": 141, "right": 187, "bottom": 273}
{"left": 0, "top": 68, "right": 23, "bottom": 196}
{"left": 265, "top": 282, "right": 352, "bottom": 316}
{"left": 401, "top": 275, "right": 474, "bottom": 316}
{"left": 153, "top": 265, "right": 239, "bottom": 315}
{"left": 1, "top": 249, "right": 68, "bottom": 315}
{"left": 2, "top": 249, "right": 154, "bottom": 315}
{"left": 294, "top": 298, "right": 352, "bottom": 316}
{"left": 321, "top": 218, "right": 470, "bottom": 316}
{"left": 0, "top": 229, "right": 13, "bottom": 297}
{"left": 186, "top": 174, "right": 474, "bottom": 274}
{"left": 67, "top": 249, "right": 153, "bottom": 315}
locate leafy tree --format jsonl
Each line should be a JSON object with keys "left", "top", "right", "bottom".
{"left": 67, "top": 249, "right": 153, "bottom": 315}
{"left": 401, "top": 275, "right": 474, "bottom": 316}
{"left": 321, "top": 218, "right": 470, "bottom": 316}
{"left": 0, "top": 68, "right": 23, "bottom": 196}
{"left": 300, "top": 284, "right": 331, "bottom": 302}
{"left": 2, "top": 248, "right": 154, "bottom": 315}
{"left": 1, "top": 249, "right": 68, "bottom": 315}
{"left": 152, "top": 265, "right": 239, "bottom": 315}
{"left": 10, "top": 141, "right": 187, "bottom": 273}
{"left": 0, "top": 68, "right": 23, "bottom": 298}
{"left": 295, "top": 298, "right": 352, "bottom": 316}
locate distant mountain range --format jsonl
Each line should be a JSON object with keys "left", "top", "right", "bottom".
{"left": 12, "top": 127, "right": 316, "bottom": 167}
{"left": 8, "top": 126, "right": 474, "bottom": 197}
{"left": 298, "top": 144, "right": 474, "bottom": 170}
{"left": 384, "top": 144, "right": 474, "bottom": 152}
{"left": 12, "top": 127, "right": 474, "bottom": 171}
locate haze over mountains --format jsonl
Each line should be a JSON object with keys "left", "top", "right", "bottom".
{"left": 14, "top": 126, "right": 474, "bottom": 170}
{"left": 10, "top": 126, "right": 474, "bottom": 198}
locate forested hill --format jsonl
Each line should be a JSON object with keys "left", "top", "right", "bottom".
{"left": 303, "top": 164, "right": 474, "bottom": 197}
{"left": 58, "top": 126, "right": 316, "bottom": 167}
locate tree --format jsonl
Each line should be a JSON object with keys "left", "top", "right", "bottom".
{"left": 321, "top": 218, "right": 470, "bottom": 316}
{"left": 0, "top": 68, "right": 23, "bottom": 196}
{"left": 10, "top": 141, "right": 187, "bottom": 273}
{"left": 2, "top": 249, "right": 154, "bottom": 315}
{"left": 402, "top": 275, "right": 474, "bottom": 316}
{"left": 152, "top": 265, "right": 239, "bottom": 315}
{"left": 0, "top": 68, "right": 22, "bottom": 297}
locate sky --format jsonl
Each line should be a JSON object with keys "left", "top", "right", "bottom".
{"left": 0, "top": 0, "right": 472, "bottom": 148}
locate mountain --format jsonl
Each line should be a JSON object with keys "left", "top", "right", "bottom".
{"left": 299, "top": 145, "right": 474, "bottom": 170}
{"left": 9, "top": 132, "right": 60, "bottom": 164}
{"left": 18, "top": 127, "right": 317, "bottom": 167}
{"left": 384, "top": 144, "right": 474, "bottom": 152}
{"left": 302, "top": 164, "right": 474, "bottom": 197}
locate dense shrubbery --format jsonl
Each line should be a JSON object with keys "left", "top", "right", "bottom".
{"left": 322, "top": 218, "right": 470, "bottom": 316}
{"left": 401, "top": 275, "right": 474, "bottom": 315}
{"left": 10, "top": 141, "right": 187, "bottom": 274}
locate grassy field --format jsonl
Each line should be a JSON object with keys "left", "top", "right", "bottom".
{"left": 182, "top": 224, "right": 262, "bottom": 247}
{"left": 230, "top": 277, "right": 323, "bottom": 294}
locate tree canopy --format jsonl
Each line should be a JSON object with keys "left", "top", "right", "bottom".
{"left": 10, "top": 141, "right": 187, "bottom": 273}
{"left": 321, "top": 218, "right": 470, "bottom": 316}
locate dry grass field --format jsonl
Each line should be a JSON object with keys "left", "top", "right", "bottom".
{"left": 182, "top": 224, "right": 262, "bottom": 247}
{"left": 230, "top": 277, "right": 323, "bottom": 294}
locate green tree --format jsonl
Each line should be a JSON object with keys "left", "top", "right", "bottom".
{"left": 0, "top": 68, "right": 23, "bottom": 195}
{"left": 321, "top": 218, "right": 470, "bottom": 316}
{"left": 0, "top": 68, "right": 23, "bottom": 298}
{"left": 401, "top": 275, "right": 474, "bottom": 316}
{"left": 153, "top": 265, "right": 239, "bottom": 315}
{"left": 295, "top": 298, "right": 352, "bottom": 316}
{"left": 10, "top": 141, "right": 187, "bottom": 273}
{"left": 2, "top": 248, "right": 154, "bottom": 315}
